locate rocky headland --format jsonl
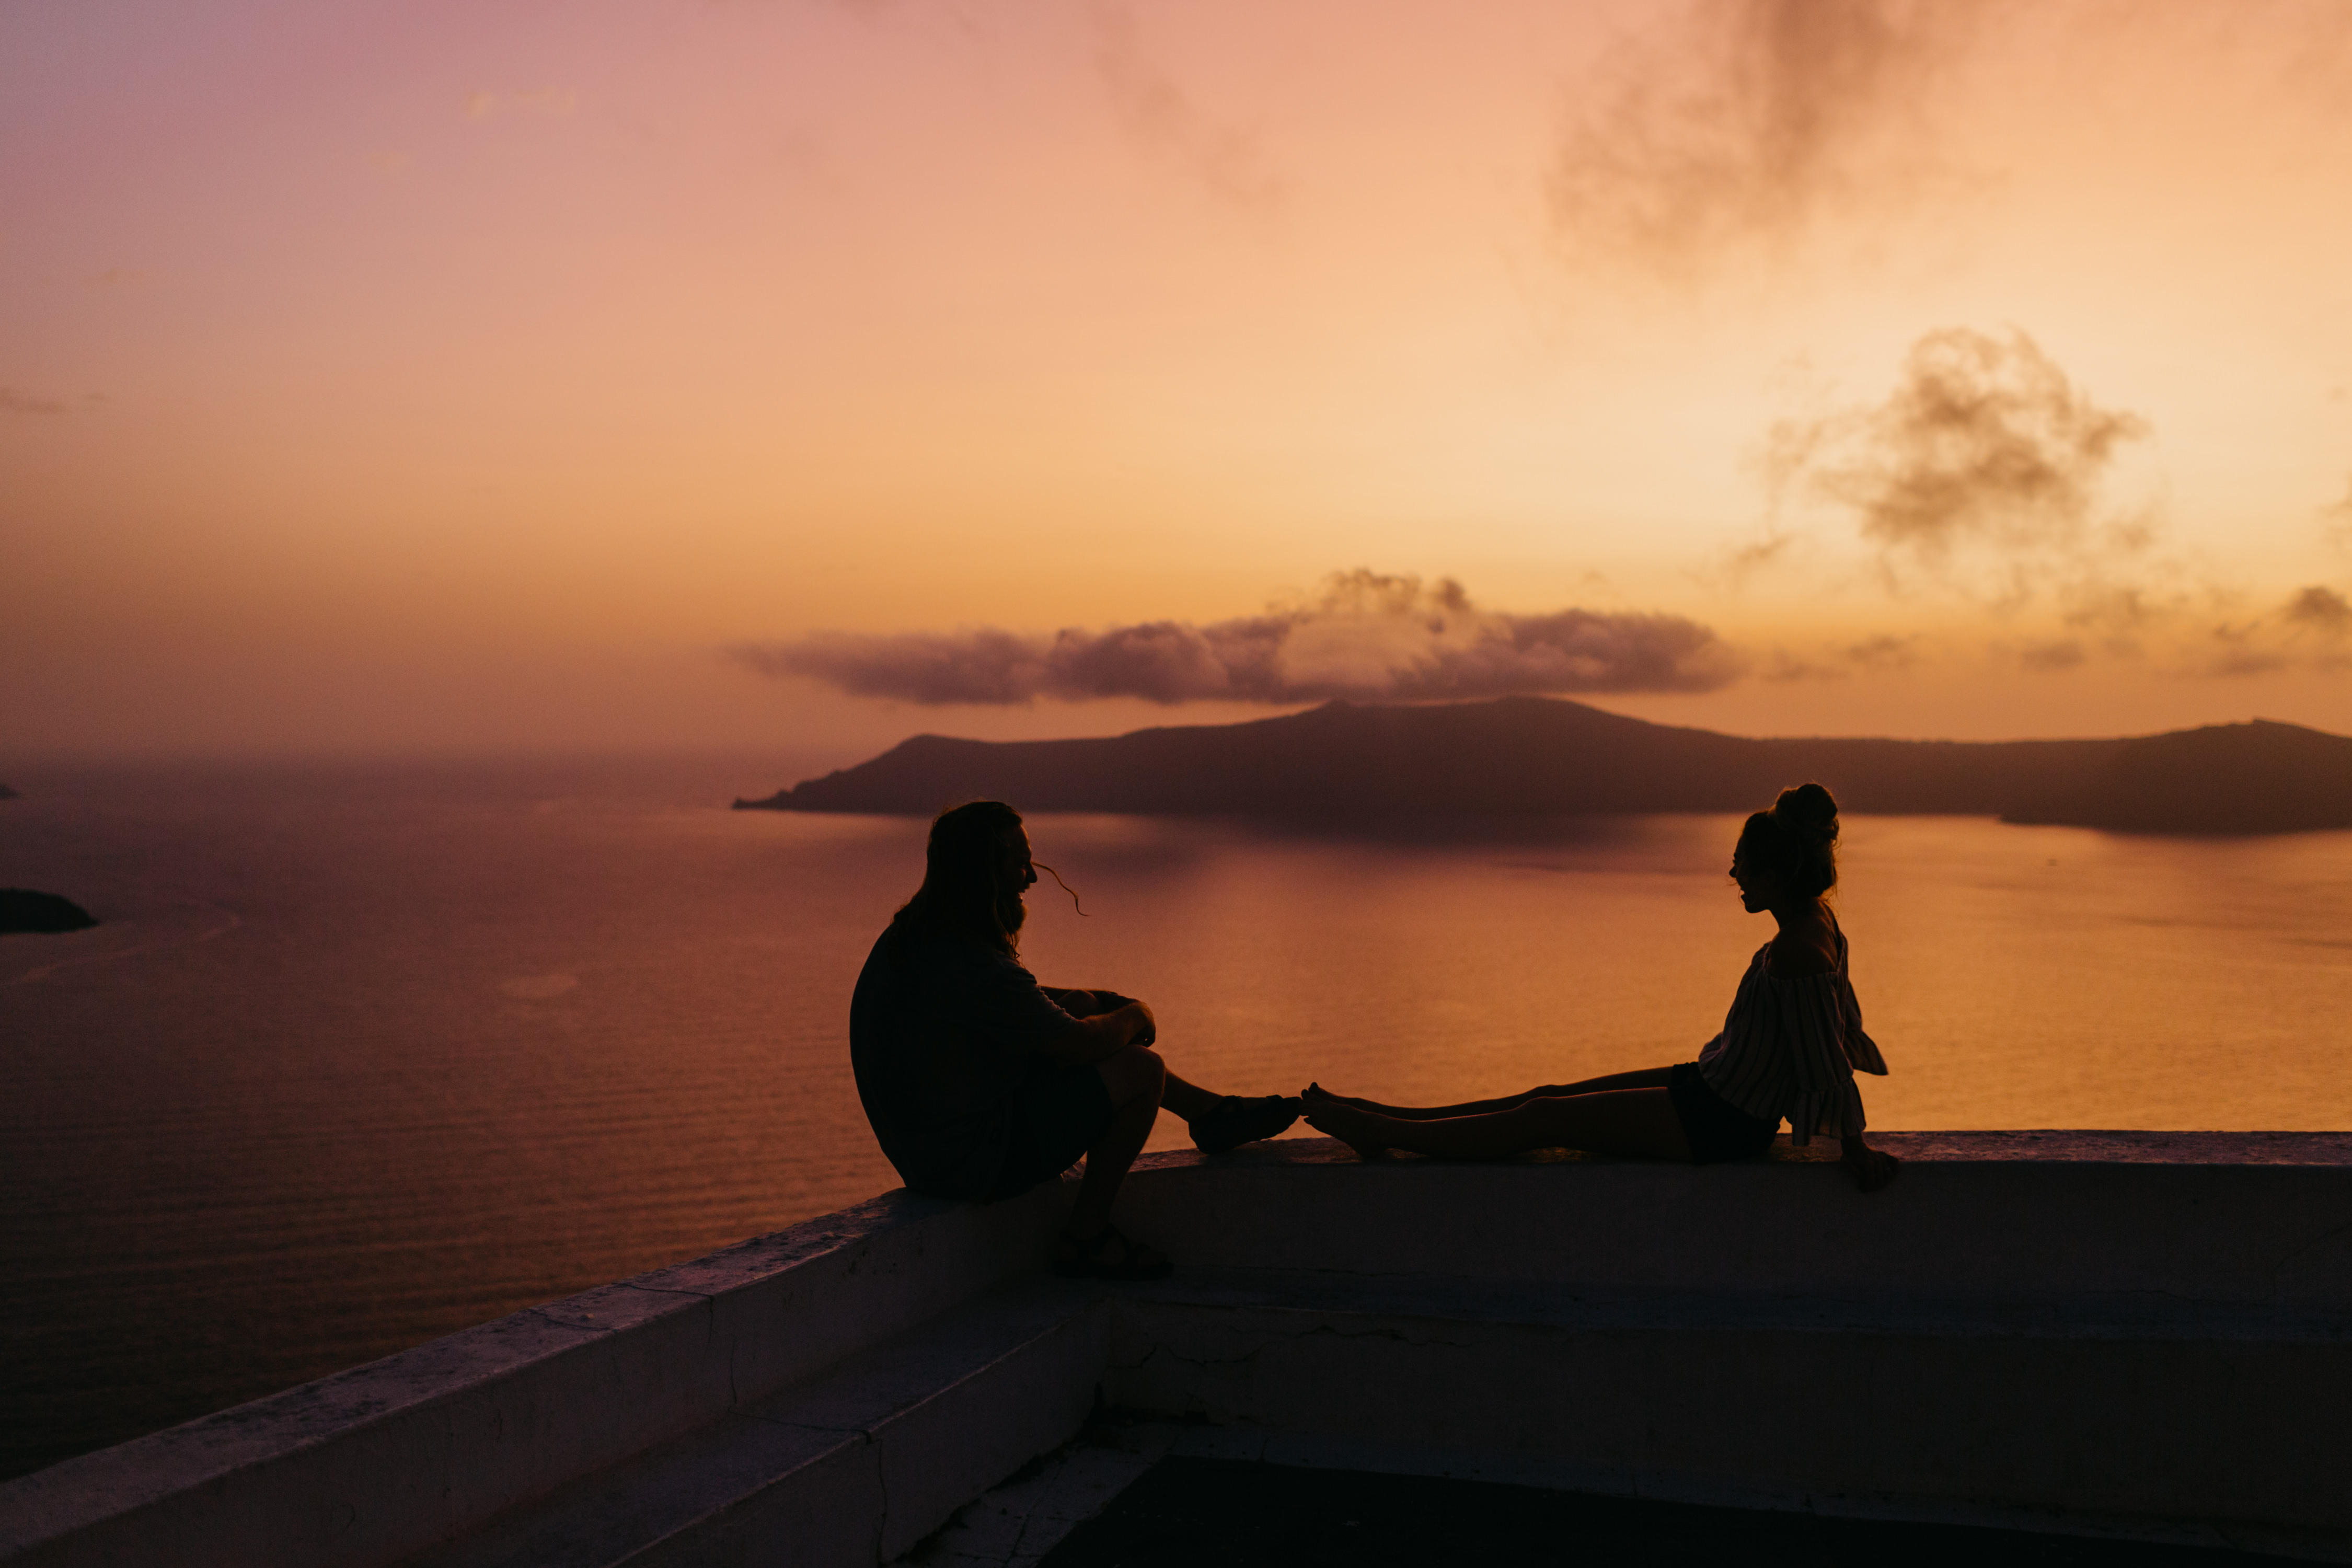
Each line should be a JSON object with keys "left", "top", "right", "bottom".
{"left": 734, "top": 696, "right": 2352, "bottom": 836}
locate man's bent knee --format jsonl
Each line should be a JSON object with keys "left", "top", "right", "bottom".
{"left": 1095, "top": 1043, "right": 1166, "bottom": 1108}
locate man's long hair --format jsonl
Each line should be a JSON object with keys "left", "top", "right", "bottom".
{"left": 892, "top": 800, "right": 1027, "bottom": 956}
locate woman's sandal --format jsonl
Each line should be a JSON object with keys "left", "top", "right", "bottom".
{"left": 1053, "top": 1224, "right": 1172, "bottom": 1282}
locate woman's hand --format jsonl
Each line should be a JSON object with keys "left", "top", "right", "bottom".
{"left": 1841, "top": 1135, "right": 1901, "bottom": 1193}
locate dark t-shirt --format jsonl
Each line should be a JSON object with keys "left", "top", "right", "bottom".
{"left": 848, "top": 921, "right": 1082, "bottom": 1199}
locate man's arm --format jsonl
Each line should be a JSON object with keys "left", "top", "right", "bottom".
{"left": 1042, "top": 987, "right": 1135, "bottom": 1017}
{"left": 1035, "top": 999, "right": 1156, "bottom": 1067}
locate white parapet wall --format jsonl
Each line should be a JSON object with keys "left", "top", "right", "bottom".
{"left": 3, "top": 1132, "right": 2349, "bottom": 1567}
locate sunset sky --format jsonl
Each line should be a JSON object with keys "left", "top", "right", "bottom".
{"left": 6, "top": 0, "right": 2351, "bottom": 764}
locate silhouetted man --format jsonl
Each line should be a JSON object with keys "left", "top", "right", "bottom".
{"left": 850, "top": 800, "right": 1297, "bottom": 1278}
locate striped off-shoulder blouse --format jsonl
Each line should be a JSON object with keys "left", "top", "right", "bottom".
{"left": 1694, "top": 919, "right": 1889, "bottom": 1145}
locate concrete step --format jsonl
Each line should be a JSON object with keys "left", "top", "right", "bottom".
{"left": 1097, "top": 1266, "right": 2352, "bottom": 1541}
{"left": 399, "top": 1283, "right": 1105, "bottom": 1568}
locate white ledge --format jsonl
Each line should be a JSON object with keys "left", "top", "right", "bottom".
{"left": 3, "top": 1133, "right": 2348, "bottom": 1567}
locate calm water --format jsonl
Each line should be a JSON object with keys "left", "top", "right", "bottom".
{"left": 4, "top": 754, "right": 2350, "bottom": 1478}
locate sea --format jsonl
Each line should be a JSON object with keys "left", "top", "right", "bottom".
{"left": 4, "top": 751, "right": 2350, "bottom": 1480}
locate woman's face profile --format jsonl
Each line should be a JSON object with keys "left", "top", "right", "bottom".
{"left": 1729, "top": 838, "right": 1781, "bottom": 913}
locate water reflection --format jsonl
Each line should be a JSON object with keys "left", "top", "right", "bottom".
{"left": 2, "top": 766, "right": 2348, "bottom": 1478}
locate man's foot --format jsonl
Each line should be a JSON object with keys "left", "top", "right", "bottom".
{"left": 1053, "top": 1224, "right": 1171, "bottom": 1281}
{"left": 1189, "top": 1094, "right": 1301, "bottom": 1154}
{"left": 1301, "top": 1099, "right": 1393, "bottom": 1162}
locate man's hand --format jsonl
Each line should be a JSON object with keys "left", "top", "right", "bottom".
{"left": 1068, "top": 990, "right": 1150, "bottom": 1045}
{"left": 1040, "top": 999, "right": 1156, "bottom": 1066}
{"left": 1841, "top": 1135, "right": 1901, "bottom": 1193}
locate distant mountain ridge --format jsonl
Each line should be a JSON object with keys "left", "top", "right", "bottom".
{"left": 734, "top": 697, "right": 2352, "bottom": 835}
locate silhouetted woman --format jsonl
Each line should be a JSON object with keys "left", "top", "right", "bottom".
{"left": 1302, "top": 783, "right": 1900, "bottom": 1192}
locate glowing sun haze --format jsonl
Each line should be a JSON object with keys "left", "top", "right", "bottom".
{"left": 5, "top": 0, "right": 2350, "bottom": 761}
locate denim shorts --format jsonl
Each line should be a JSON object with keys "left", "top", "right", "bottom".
{"left": 1668, "top": 1062, "right": 1780, "bottom": 1164}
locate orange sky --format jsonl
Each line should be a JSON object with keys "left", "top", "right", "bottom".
{"left": 5, "top": 0, "right": 2351, "bottom": 764}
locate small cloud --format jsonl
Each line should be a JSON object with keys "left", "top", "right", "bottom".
{"left": 1725, "top": 527, "right": 1798, "bottom": 580}
{"left": 2206, "top": 635, "right": 2287, "bottom": 678}
{"left": 2199, "top": 585, "right": 2352, "bottom": 676}
{"left": 1843, "top": 632, "right": 1919, "bottom": 670}
{"left": 368, "top": 151, "right": 412, "bottom": 175}
{"left": 733, "top": 569, "right": 1744, "bottom": 706}
{"left": 1750, "top": 631, "right": 1923, "bottom": 682}
{"left": 0, "top": 388, "right": 66, "bottom": 416}
{"left": 2058, "top": 582, "right": 2161, "bottom": 633}
{"left": 1759, "top": 649, "right": 1844, "bottom": 683}
{"left": 2016, "top": 638, "right": 2086, "bottom": 673}
{"left": 2325, "top": 478, "right": 2352, "bottom": 549}
{"left": 2281, "top": 584, "right": 2352, "bottom": 635}
{"left": 1087, "top": 2, "right": 1286, "bottom": 215}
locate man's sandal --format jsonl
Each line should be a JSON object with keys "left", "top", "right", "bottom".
{"left": 1052, "top": 1224, "right": 1172, "bottom": 1281}
{"left": 1190, "top": 1093, "right": 1302, "bottom": 1154}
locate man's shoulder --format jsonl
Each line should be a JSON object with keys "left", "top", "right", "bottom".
{"left": 862, "top": 921, "right": 1031, "bottom": 986}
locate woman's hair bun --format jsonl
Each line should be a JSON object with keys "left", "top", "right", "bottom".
{"left": 1742, "top": 781, "right": 1839, "bottom": 897}
{"left": 1771, "top": 781, "right": 1839, "bottom": 849}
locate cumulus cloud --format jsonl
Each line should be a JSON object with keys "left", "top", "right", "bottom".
{"left": 1757, "top": 326, "right": 2161, "bottom": 625}
{"left": 1088, "top": 3, "right": 1285, "bottom": 215}
{"left": 1769, "top": 327, "right": 2147, "bottom": 565}
{"left": 733, "top": 570, "right": 1744, "bottom": 706}
{"left": 1549, "top": 0, "right": 1975, "bottom": 271}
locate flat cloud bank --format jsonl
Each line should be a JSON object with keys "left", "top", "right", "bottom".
{"left": 734, "top": 697, "right": 2352, "bottom": 836}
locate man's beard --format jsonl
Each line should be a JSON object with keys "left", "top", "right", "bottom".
{"left": 998, "top": 895, "right": 1026, "bottom": 934}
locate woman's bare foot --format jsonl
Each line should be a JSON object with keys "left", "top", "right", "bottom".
{"left": 1301, "top": 1099, "right": 1393, "bottom": 1161}
{"left": 1304, "top": 1082, "right": 1394, "bottom": 1115}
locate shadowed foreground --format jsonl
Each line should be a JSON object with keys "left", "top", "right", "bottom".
{"left": 1031, "top": 1457, "right": 2308, "bottom": 1568}
{"left": 7, "top": 1135, "right": 2346, "bottom": 1567}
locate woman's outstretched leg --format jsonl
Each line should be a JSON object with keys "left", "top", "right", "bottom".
{"left": 1305, "top": 1066, "right": 1674, "bottom": 1121}
{"left": 1304, "top": 1087, "right": 1691, "bottom": 1163}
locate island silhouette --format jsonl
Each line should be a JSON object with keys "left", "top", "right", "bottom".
{"left": 1, "top": 890, "right": 97, "bottom": 935}
{"left": 734, "top": 696, "right": 2352, "bottom": 835}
